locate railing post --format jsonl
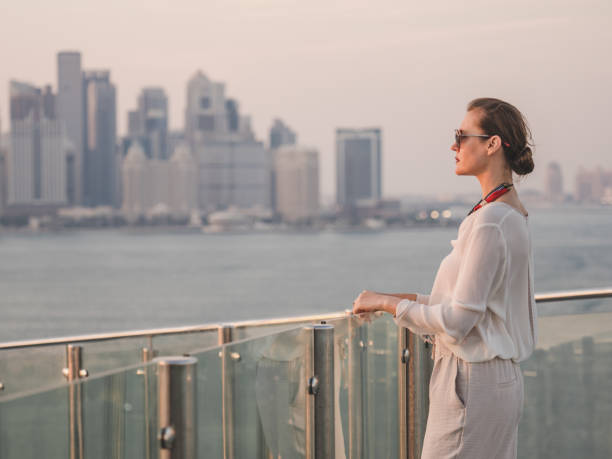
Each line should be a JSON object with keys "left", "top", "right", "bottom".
{"left": 398, "top": 327, "right": 409, "bottom": 459}
{"left": 64, "top": 344, "right": 85, "bottom": 459}
{"left": 304, "top": 324, "right": 335, "bottom": 459}
{"left": 407, "top": 333, "right": 433, "bottom": 459}
{"left": 348, "top": 314, "right": 366, "bottom": 458}
{"left": 142, "top": 347, "right": 157, "bottom": 459}
{"left": 218, "top": 325, "right": 235, "bottom": 459}
{"left": 155, "top": 356, "right": 197, "bottom": 459}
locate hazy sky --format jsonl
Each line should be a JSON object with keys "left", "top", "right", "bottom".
{"left": 1, "top": 0, "right": 610, "bottom": 199}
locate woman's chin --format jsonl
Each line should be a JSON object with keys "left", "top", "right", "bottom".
{"left": 455, "top": 164, "right": 472, "bottom": 176}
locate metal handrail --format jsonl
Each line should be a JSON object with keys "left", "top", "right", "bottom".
{"left": 1, "top": 287, "right": 611, "bottom": 350}
{"left": 0, "top": 311, "right": 346, "bottom": 350}
{"left": 533, "top": 287, "right": 612, "bottom": 303}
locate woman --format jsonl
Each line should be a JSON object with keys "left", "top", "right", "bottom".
{"left": 352, "top": 98, "right": 537, "bottom": 459}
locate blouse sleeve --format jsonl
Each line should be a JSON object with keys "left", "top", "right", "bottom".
{"left": 394, "top": 223, "right": 506, "bottom": 345}
{"left": 416, "top": 293, "right": 430, "bottom": 305}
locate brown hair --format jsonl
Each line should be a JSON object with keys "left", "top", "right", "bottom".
{"left": 467, "top": 98, "right": 534, "bottom": 175}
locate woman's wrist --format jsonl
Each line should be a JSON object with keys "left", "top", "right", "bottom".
{"left": 382, "top": 295, "right": 402, "bottom": 317}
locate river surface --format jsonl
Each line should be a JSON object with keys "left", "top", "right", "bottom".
{"left": 1, "top": 206, "right": 610, "bottom": 341}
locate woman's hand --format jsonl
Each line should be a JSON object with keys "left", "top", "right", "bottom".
{"left": 352, "top": 290, "right": 401, "bottom": 316}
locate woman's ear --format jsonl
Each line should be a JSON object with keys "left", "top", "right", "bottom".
{"left": 487, "top": 135, "right": 502, "bottom": 156}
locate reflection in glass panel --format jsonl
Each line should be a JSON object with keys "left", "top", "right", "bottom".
{"left": 519, "top": 308, "right": 612, "bottom": 458}
{"left": 192, "top": 326, "right": 308, "bottom": 459}
{"left": 329, "top": 312, "right": 399, "bottom": 459}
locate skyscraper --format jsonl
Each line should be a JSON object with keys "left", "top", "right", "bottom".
{"left": 0, "top": 132, "right": 7, "bottom": 215}
{"left": 336, "top": 128, "right": 382, "bottom": 208}
{"left": 185, "top": 71, "right": 230, "bottom": 149}
{"left": 268, "top": 119, "right": 298, "bottom": 211}
{"left": 545, "top": 162, "right": 564, "bottom": 202}
{"left": 127, "top": 87, "right": 169, "bottom": 160}
{"left": 169, "top": 144, "right": 198, "bottom": 217}
{"left": 83, "top": 71, "right": 117, "bottom": 206}
{"left": 121, "top": 142, "right": 198, "bottom": 221}
{"left": 274, "top": 145, "right": 319, "bottom": 222}
{"left": 185, "top": 71, "right": 271, "bottom": 211}
{"left": 121, "top": 141, "right": 147, "bottom": 221}
{"left": 575, "top": 166, "right": 612, "bottom": 203}
{"left": 7, "top": 81, "right": 68, "bottom": 206}
{"left": 57, "top": 51, "right": 84, "bottom": 205}
{"left": 269, "top": 119, "right": 297, "bottom": 150}
{"left": 197, "top": 139, "right": 271, "bottom": 211}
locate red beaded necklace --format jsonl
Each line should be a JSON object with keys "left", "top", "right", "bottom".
{"left": 468, "top": 183, "right": 514, "bottom": 216}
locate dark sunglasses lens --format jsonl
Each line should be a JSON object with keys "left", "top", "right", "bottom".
{"left": 455, "top": 132, "right": 461, "bottom": 148}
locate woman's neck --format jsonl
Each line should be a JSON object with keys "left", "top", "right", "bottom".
{"left": 477, "top": 170, "right": 513, "bottom": 198}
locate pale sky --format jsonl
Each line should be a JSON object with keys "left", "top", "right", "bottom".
{"left": 1, "top": 0, "right": 610, "bottom": 199}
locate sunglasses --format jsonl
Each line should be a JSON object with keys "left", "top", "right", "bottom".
{"left": 454, "top": 129, "right": 511, "bottom": 149}
{"left": 454, "top": 129, "right": 492, "bottom": 149}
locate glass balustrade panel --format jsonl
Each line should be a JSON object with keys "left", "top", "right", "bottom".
{"left": 519, "top": 301, "right": 612, "bottom": 459}
{"left": 0, "top": 359, "right": 157, "bottom": 459}
{"left": 153, "top": 329, "right": 218, "bottom": 357}
{"left": 80, "top": 361, "right": 158, "bottom": 459}
{"left": 191, "top": 326, "right": 309, "bottom": 459}
{"left": 0, "top": 384, "right": 69, "bottom": 459}
{"left": 0, "top": 345, "right": 67, "bottom": 397}
{"left": 78, "top": 336, "right": 151, "bottom": 375}
{"left": 232, "top": 314, "right": 345, "bottom": 342}
{"left": 327, "top": 312, "right": 400, "bottom": 459}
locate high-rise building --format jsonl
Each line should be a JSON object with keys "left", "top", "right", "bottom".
{"left": 185, "top": 71, "right": 229, "bottom": 149}
{"left": 169, "top": 144, "right": 199, "bottom": 216}
{"left": 274, "top": 145, "right": 319, "bottom": 222}
{"left": 7, "top": 81, "right": 68, "bottom": 206}
{"left": 197, "top": 140, "right": 271, "bottom": 211}
{"left": 83, "top": 71, "right": 117, "bottom": 207}
{"left": 269, "top": 119, "right": 297, "bottom": 150}
{"left": 127, "top": 87, "right": 169, "bottom": 160}
{"left": 57, "top": 51, "right": 84, "bottom": 205}
{"left": 575, "top": 166, "right": 612, "bottom": 203}
{"left": 121, "top": 142, "right": 198, "bottom": 221}
{"left": 185, "top": 71, "right": 271, "bottom": 211}
{"left": 268, "top": 119, "right": 298, "bottom": 211}
{"left": 0, "top": 153, "right": 5, "bottom": 215}
{"left": 336, "top": 128, "right": 382, "bottom": 208}
{"left": 167, "top": 130, "right": 186, "bottom": 159}
{"left": 0, "top": 133, "right": 7, "bottom": 215}
{"left": 121, "top": 142, "right": 147, "bottom": 220}
{"left": 545, "top": 162, "right": 564, "bottom": 202}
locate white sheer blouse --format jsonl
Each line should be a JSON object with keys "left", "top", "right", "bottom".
{"left": 394, "top": 202, "right": 537, "bottom": 363}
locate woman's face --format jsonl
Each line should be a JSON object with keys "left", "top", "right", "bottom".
{"left": 452, "top": 109, "right": 490, "bottom": 176}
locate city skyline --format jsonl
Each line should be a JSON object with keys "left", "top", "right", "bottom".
{"left": 1, "top": 0, "right": 610, "bottom": 199}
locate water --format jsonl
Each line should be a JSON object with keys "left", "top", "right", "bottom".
{"left": 0, "top": 206, "right": 610, "bottom": 342}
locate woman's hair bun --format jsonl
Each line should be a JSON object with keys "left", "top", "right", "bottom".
{"left": 510, "top": 146, "right": 534, "bottom": 175}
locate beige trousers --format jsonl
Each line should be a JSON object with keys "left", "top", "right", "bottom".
{"left": 421, "top": 341, "right": 524, "bottom": 459}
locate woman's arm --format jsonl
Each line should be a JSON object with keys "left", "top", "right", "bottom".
{"left": 375, "top": 293, "right": 431, "bottom": 304}
{"left": 377, "top": 293, "right": 417, "bottom": 301}
{"left": 353, "top": 291, "right": 404, "bottom": 316}
{"left": 353, "top": 224, "right": 505, "bottom": 345}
